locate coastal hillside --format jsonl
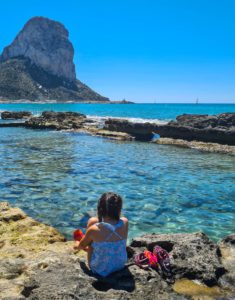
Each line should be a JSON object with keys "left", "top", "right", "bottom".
{"left": 0, "top": 17, "right": 109, "bottom": 102}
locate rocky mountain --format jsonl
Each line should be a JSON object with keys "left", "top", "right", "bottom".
{"left": 0, "top": 17, "right": 109, "bottom": 102}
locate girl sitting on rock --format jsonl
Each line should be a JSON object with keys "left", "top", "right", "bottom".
{"left": 74, "top": 192, "right": 128, "bottom": 277}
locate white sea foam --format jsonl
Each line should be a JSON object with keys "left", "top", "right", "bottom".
{"left": 86, "top": 115, "right": 169, "bottom": 125}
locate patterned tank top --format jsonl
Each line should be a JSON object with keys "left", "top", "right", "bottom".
{"left": 90, "top": 219, "right": 127, "bottom": 277}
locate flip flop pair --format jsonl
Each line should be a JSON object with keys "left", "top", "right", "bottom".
{"left": 134, "top": 250, "right": 158, "bottom": 269}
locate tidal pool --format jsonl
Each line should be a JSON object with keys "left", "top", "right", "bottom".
{"left": 1, "top": 127, "right": 234, "bottom": 241}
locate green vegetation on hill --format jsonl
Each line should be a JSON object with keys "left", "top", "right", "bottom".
{"left": 0, "top": 58, "right": 109, "bottom": 102}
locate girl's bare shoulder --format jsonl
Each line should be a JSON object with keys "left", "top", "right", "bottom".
{"left": 87, "top": 216, "right": 99, "bottom": 228}
{"left": 121, "top": 216, "right": 128, "bottom": 224}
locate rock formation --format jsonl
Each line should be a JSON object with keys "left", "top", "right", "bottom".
{"left": 1, "top": 110, "right": 235, "bottom": 152}
{"left": 1, "top": 17, "right": 76, "bottom": 81}
{"left": 1, "top": 111, "right": 32, "bottom": 119}
{"left": 104, "top": 113, "right": 235, "bottom": 145}
{"left": 0, "top": 17, "right": 109, "bottom": 102}
{"left": 0, "top": 202, "right": 235, "bottom": 299}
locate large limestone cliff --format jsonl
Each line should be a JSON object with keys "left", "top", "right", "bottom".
{"left": 1, "top": 17, "right": 76, "bottom": 82}
{"left": 0, "top": 17, "right": 109, "bottom": 102}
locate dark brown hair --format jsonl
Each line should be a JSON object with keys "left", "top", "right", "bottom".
{"left": 97, "top": 192, "right": 123, "bottom": 222}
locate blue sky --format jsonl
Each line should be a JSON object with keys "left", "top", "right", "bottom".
{"left": 0, "top": 0, "right": 235, "bottom": 103}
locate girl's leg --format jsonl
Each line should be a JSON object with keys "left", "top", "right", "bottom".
{"left": 86, "top": 217, "right": 97, "bottom": 267}
{"left": 86, "top": 245, "right": 93, "bottom": 268}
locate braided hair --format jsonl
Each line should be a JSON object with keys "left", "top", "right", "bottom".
{"left": 97, "top": 192, "right": 123, "bottom": 222}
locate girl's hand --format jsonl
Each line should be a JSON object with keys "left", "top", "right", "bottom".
{"left": 73, "top": 241, "right": 89, "bottom": 252}
{"left": 73, "top": 241, "right": 80, "bottom": 250}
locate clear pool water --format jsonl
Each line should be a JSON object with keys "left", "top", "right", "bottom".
{"left": 1, "top": 127, "right": 234, "bottom": 241}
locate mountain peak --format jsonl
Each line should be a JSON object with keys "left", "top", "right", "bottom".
{"left": 1, "top": 16, "right": 75, "bottom": 82}
{"left": 0, "top": 17, "right": 109, "bottom": 102}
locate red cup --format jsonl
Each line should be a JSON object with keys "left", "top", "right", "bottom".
{"left": 73, "top": 229, "right": 84, "bottom": 241}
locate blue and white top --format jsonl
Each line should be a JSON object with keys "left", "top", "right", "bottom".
{"left": 90, "top": 219, "right": 127, "bottom": 277}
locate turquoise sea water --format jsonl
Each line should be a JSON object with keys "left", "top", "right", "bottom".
{"left": 0, "top": 103, "right": 235, "bottom": 241}
{"left": 0, "top": 103, "right": 235, "bottom": 120}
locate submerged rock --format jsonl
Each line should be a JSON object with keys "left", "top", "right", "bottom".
{"left": 0, "top": 202, "right": 234, "bottom": 299}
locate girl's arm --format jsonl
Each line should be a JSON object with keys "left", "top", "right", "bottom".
{"left": 74, "top": 227, "right": 93, "bottom": 251}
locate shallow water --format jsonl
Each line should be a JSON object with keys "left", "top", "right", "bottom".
{"left": 1, "top": 127, "right": 234, "bottom": 241}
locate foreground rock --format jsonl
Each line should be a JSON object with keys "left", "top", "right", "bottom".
{"left": 129, "top": 233, "right": 225, "bottom": 286}
{"left": 104, "top": 113, "right": 235, "bottom": 145}
{"left": 218, "top": 234, "right": 235, "bottom": 291}
{"left": 1, "top": 111, "right": 32, "bottom": 120}
{"left": 0, "top": 202, "right": 234, "bottom": 299}
{"left": 0, "top": 17, "right": 109, "bottom": 102}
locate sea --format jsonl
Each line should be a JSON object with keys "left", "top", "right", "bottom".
{"left": 0, "top": 103, "right": 235, "bottom": 241}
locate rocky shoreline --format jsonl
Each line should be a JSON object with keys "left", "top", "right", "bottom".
{"left": 1, "top": 110, "right": 235, "bottom": 154}
{"left": 0, "top": 202, "right": 234, "bottom": 299}
{"left": 104, "top": 113, "right": 235, "bottom": 145}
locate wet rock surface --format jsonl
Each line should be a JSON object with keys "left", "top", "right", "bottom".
{"left": 0, "top": 202, "right": 234, "bottom": 299}
{"left": 1, "top": 111, "right": 32, "bottom": 120}
{"left": 104, "top": 113, "right": 235, "bottom": 145}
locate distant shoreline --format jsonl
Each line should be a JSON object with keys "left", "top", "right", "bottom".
{"left": 0, "top": 100, "right": 135, "bottom": 104}
{"left": 0, "top": 100, "right": 234, "bottom": 105}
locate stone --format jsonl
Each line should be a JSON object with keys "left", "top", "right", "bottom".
{"left": 1, "top": 111, "right": 32, "bottom": 120}
{"left": 129, "top": 232, "right": 225, "bottom": 286}
{"left": 87, "top": 128, "right": 134, "bottom": 141}
{"left": 173, "top": 114, "right": 218, "bottom": 129}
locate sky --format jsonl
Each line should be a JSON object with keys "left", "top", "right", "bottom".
{"left": 0, "top": 0, "right": 235, "bottom": 103}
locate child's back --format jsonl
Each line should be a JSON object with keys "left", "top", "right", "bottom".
{"left": 74, "top": 192, "right": 128, "bottom": 277}
{"left": 90, "top": 218, "right": 127, "bottom": 276}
